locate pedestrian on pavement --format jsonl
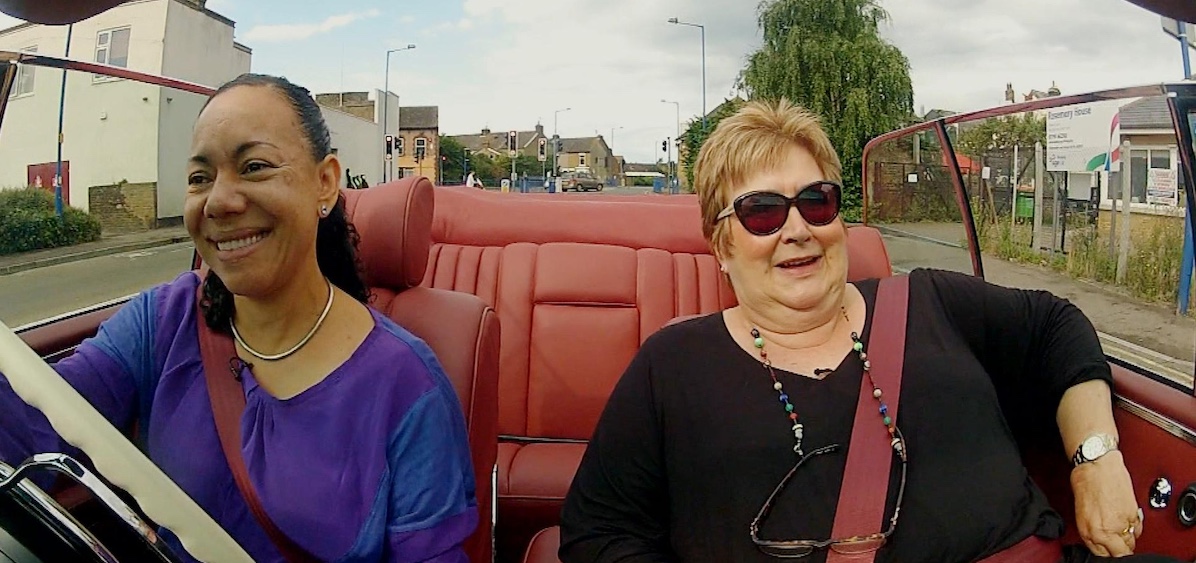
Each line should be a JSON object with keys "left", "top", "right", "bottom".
{"left": 0, "top": 73, "right": 478, "bottom": 563}
{"left": 560, "top": 98, "right": 1178, "bottom": 563}
{"left": 466, "top": 171, "right": 484, "bottom": 189}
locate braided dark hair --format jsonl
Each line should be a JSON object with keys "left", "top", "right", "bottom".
{"left": 198, "top": 73, "right": 370, "bottom": 332}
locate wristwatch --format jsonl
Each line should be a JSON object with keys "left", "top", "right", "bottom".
{"left": 1072, "top": 433, "right": 1119, "bottom": 466}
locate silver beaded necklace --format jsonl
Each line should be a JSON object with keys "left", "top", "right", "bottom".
{"left": 230, "top": 278, "right": 335, "bottom": 361}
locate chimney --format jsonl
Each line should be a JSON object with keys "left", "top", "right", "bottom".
{"left": 535, "top": 124, "right": 544, "bottom": 138}
{"left": 481, "top": 127, "right": 491, "bottom": 136}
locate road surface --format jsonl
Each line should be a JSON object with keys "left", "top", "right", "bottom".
{"left": 0, "top": 242, "right": 194, "bottom": 329}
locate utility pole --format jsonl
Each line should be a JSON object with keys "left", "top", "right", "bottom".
{"left": 667, "top": 18, "right": 707, "bottom": 131}
{"left": 54, "top": 24, "right": 73, "bottom": 218}
{"left": 553, "top": 107, "right": 572, "bottom": 180}
{"left": 1170, "top": 19, "right": 1195, "bottom": 313}
{"left": 382, "top": 44, "right": 416, "bottom": 183}
{"left": 1117, "top": 140, "right": 1133, "bottom": 284}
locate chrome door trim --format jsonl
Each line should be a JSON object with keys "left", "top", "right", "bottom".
{"left": 1115, "top": 396, "right": 1196, "bottom": 447}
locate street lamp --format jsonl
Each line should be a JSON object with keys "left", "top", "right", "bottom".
{"left": 668, "top": 17, "right": 706, "bottom": 132}
{"left": 662, "top": 99, "right": 681, "bottom": 192}
{"left": 382, "top": 43, "right": 416, "bottom": 183}
{"left": 553, "top": 107, "right": 572, "bottom": 177}
{"left": 610, "top": 126, "right": 624, "bottom": 153}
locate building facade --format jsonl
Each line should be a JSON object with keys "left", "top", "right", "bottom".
{"left": 315, "top": 93, "right": 437, "bottom": 185}
{"left": 0, "top": 0, "right": 250, "bottom": 233}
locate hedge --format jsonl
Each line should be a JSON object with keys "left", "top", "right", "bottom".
{"left": 0, "top": 187, "right": 102, "bottom": 255}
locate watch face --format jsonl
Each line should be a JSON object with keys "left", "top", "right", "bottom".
{"left": 1081, "top": 436, "right": 1104, "bottom": 459}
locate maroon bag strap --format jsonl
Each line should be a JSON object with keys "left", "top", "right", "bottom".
{"left": 194, "top": 282, "right": 320, "bottom": 563}
{"left": 827, "top": 275, "right": 909, "bottom": 563}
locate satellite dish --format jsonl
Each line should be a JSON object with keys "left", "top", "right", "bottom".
{"left": 0, "top": 0, "right": 127, "bottom": 25}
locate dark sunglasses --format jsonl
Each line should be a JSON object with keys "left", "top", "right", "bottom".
{"left": 750, "top": 432, "right": 907, "bottom": 558}
{"left": 716, "top": 181, "right": 842, "bottom": 236}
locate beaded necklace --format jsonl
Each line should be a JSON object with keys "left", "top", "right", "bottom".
{"left": 750, "top": 307, "right": 901, "bottom": 457}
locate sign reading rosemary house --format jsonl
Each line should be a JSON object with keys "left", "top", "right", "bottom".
{"left": 1046, "top": 100, "right": 1124, "bottom": 173}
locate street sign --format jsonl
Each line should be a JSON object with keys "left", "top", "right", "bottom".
{"left": 1161, "top": 16, "right": 1196, "bottom": 50}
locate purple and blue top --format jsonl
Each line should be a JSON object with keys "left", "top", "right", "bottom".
{"left": 0, "top": 272, "right": 478, "bottom": 562}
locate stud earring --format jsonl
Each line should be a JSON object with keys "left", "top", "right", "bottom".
{"left": 719, "top": 263, "right": 727, "bottom": 273}
{"left": 319, "top": 204, "right": 329, "bottom": 217}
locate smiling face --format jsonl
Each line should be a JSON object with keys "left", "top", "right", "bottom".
{"left": 184, "top": 84, "right": 339, "bottom": 298}
{"left": 719, "top": 143, "right": 849, "bottom": 316}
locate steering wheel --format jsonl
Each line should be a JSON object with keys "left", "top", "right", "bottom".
{"left": 0, "top": 319, "right": 252, "bottom": 562}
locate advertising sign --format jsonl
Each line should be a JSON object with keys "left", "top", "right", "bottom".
{"left": 1147, "top": 168, "right": 1178, "bottom": 206}
{"left": 1046, "top": 100, "right": 1125, "bottom": 172}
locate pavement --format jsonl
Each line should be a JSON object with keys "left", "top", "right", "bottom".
{"left": 0, "top": 225, "right": 192, "bottom": 276}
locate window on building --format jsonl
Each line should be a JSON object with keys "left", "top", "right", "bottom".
{"left": 1129, "top": 148, "right": 1172, "bottom": 204}
{"left": 578, "top": 153, "right": 587, "bottom": 167}
{"left": 11, "top": 46, "right": 36, "bottom": 97}
{"left": 396, "top": 137, "right": 405, "bottom": 156}
{"left": 95, "top": 27, "right": 131, "bottom": 69}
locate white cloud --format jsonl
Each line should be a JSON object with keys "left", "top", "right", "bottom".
{"left": 426, "top": 18, "right": 475, "bottom": 35}
{"left": 444, "top": 0, "right": 756, "bottom": 163}
{"left": 880, "top": 0, "right": 1183, "bottom": 115}
{"left": 242, "top": 0, "right": 1191, "bottom": 165}
{"left": 400, "top": 15, "right": 416, "bottom": 24}
{"left": 243, "top": 9, "right": 381, "bottom": 43}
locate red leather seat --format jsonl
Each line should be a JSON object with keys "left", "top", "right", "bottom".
{"left": 422, "top": 187, "right": 895, "bottom": 561}
{"left": 514, "top": 223, "right": 896, "bottom": 563}
{"left": 343, "top": 178, "right": 499, "bottom": 563}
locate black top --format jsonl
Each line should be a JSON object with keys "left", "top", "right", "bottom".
{"left": 559, "top": 269, "right": 1114, "bottom": 563}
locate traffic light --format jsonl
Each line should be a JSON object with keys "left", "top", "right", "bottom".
{"left": 385, "top": 134, "right": 394, "bottom": 159}
{"left": 662, "top": 139, "right": 668, "bottom": 152}
{"left": 538, "top": 138, "right": 547, "bottom": 161}
{"left": 508, "top": 130, "right": 518, "bottom": 153}
{"left": 555, "top": 139, "right": 563, "bottom": 152}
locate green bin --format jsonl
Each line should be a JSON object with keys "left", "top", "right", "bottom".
{"left": 1015, "top": 191, "right": 1034, "bottom": 219}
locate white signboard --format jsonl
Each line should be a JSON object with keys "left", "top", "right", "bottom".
{"left": 1147, "top": 168, "right": 1178, "bottom": 206}
{"left": 1046, "top": 100, "right": 1125, "bottom": 172}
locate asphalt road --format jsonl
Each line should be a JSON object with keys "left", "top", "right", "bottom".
{"left": 0, "top": 242, "right": 194, "bottom": 329}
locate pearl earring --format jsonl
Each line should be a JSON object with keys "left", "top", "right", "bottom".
{"left": 319, "top": 204, "right": 329, "bottom": 217}
{"left": 719, "top": 263, "right": 727, "bottom": 273}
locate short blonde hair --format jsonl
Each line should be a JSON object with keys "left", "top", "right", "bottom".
{"left": 694, "top": 98, "right": 842, "bottom": 258}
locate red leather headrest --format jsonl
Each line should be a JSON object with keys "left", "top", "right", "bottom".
{"left": 846, "top": 226, "right": 892, "bottom": 281}
{"left": 342, "top": 177, "right": 433, "bottom": 290}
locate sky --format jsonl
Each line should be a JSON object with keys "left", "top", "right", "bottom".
{"left": 0, "top": 0, "right": 1190, "bottom": 164}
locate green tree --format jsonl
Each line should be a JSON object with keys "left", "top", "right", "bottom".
{"left": 680, "top": 98, "right": 747, "bottom": 191}
{"left": 495, "top": 154, "right": 547, "bottom": 179}
{"left": 738, "top": 0, "right": 915, "bottom": 221}
{"left": 955, "top": 114, "right": 1047, "bottom": 156}
{"left": 464, "top": 153, "right": 499, "bottom": 185}
{"left": 440, "top": 135, "right": 468, "bottom": 184}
